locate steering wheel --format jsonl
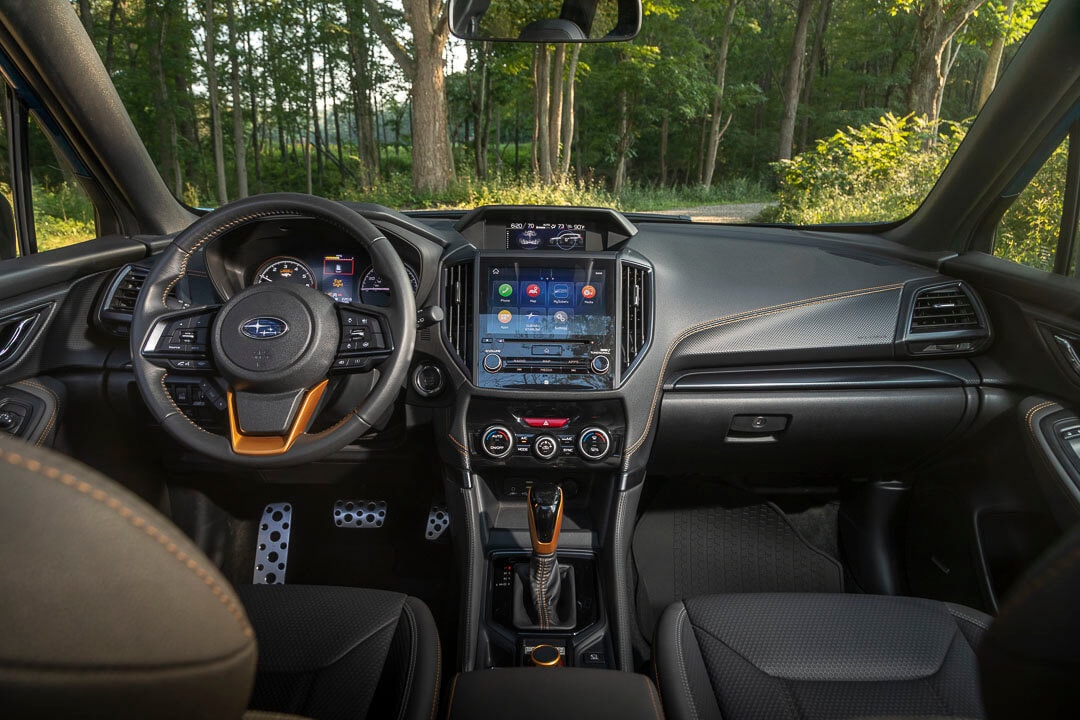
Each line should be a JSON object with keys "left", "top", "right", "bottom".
{"left": 131, "top": 193, "right": 416, "bottom": 467}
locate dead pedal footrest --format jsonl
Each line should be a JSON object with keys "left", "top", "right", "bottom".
{"left": 334, "top": 499, "right": 387, "bottom": 528}
{"left": 254, "top": 502, "right": 292, "bottom": 585}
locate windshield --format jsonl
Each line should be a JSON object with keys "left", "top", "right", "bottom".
{"left": 85, "top": 0, "right": 1044, "bottom": 225}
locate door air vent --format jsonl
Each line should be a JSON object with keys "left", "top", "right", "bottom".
{"left": 620, "top": 262, "right": 652, "bottom": 373}
{"left": 97, "top": 264, "right": 150, "bottom": 336}
{"left": 443, "top": 261, "right": 474, "bottom": 373}
{"left": 904, "top": 282, "right": 989, "bottom": 355}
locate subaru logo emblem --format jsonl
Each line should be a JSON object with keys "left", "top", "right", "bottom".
{"left": 241, "top": 317, "right": 288, "bottom": 340}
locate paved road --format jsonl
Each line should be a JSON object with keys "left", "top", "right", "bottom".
{"left": 651, "top": 202, "right": 770, "bottom": 223}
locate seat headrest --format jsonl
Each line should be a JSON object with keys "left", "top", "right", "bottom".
{"left": 0, "top": 435, "right": 256, "bottom": 719}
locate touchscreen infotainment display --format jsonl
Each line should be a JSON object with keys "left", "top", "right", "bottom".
{"left": 477, "top": 258, "right": 616, "bottom": 390}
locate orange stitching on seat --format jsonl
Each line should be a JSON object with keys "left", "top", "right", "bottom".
{"left": 0, "top": 446, "right": 253, "bottom": 639}
{"left": 644, "top": 675, "right": 662, "bottom": 720}
{"left": 446, "top": 673, "right": 460, "bottom": 719}
{"left": 622, "top": 282, "right": 904, "bottom": 470}
{"left": 429, "top": 631, "right": 441, "bottom": 720}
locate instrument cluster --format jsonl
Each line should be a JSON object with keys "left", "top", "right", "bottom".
{"left": 250, "top": 253, "right": 419, "bottom": 307}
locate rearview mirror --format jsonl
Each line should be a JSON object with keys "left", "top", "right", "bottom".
{"left": 449, "top": 0, "right": 642, "bottom": 43}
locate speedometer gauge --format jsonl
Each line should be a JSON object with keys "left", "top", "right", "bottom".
{"left": 359, "top": 265, "right": 419, "bottom": 307}
{"left": 254, "top": 257, "right": 316, "bottom": 288}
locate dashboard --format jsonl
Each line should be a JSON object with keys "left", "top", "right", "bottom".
{"left": 250, "top": 253, "right": 419, "bottom": 307}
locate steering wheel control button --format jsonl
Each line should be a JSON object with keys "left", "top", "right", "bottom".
{"left": 481, "top": 425, "right": 514, "bottom": 459}
{"left": 578, "top": 427, "right": 612, "bottom": 461}
{"left": 533, "top": 434, "right": 559, "bottom": 460}
{"left": 482, "top": 353, "right": 504, "bottom": 372}
{"left": 522, "top": 417, "right": 570, "bottom": 428}
{"left": 254, "top": 502, "right": 292, "bottom": 585}
{"left": 590, "top": 355, "right": 612, "bottom": 375}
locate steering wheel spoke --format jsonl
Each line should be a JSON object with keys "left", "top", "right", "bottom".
{"left": 140, "top": 306, "right": 220, "bottom": 372}
{"left": 332, "top": 304, "right": 394, "bottom": 373}
{"left": 226, "top": 380, "right": 329, "bottom": 456}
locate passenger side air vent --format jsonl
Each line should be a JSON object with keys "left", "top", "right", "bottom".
{"left": 904, "top": 282, "right": 989, "bottom": 355}
{"left": 97, "top": 264, "right": 149, "bottom": 336}
{"left": 443, "top": 261, "right": 474, "bottom": 373}
{"left": 620, "top": 262, "right": 652, "bottom": 373}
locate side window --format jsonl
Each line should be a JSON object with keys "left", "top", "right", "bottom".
{"left": 27, "top": 112, "right": 97, "bottom": 252}
{"left": 993, "top": 130, "right": 1076, "bottom": 273}
{"left": 0, "top": 86, "right": 98, "bottom": 258}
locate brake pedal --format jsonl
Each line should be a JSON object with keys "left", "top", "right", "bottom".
{"left": 333, "top": 499, "right": 387, "bottom": 528}
{"left": 426, "top": 505, "right": 450, "bottom": 540}
{"left": 254, "top": 503, "right": 292, "bottom": 585}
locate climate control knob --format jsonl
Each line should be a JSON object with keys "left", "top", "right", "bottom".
{"left": 481, "top": 425, "right": 514, "bottom": 459}
{"left": 482, "top": 354, "right": 504, "bottom": 373}
{"left": 533, "top": 434, "right": 559, "bottom": 461}
{"left": 578, "top": 427, "right": 612, "bottom": 461}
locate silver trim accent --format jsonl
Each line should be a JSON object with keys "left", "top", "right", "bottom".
{"left": 333, "top": 499, "right": 387, "bottom": 528}
{"left": 481, "top": 425, "right": 514, "bottom": 459}
{"left": 0, "top": 316, "right": 34, "bottom": 361}
{"left": 577, "top": 426, "right": 612, "bottom": 461}
{"left": 426, "top": 505, "right": 450, "bottom": 540}
{"left": 254, "top": 503, "right": 292, "bottom": 584}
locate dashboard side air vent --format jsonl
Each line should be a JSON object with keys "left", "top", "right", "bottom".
{"left": 620, "top": 261, "right": 652, "bottom": 373}
{"left": 904, "top": 282, "right": 990, "bottom": 355}
{"left": 443, "top": 261, "right": 474, "bottom": 373}
{"left": 97, "top": 264, "right": 150, "bottom": 336}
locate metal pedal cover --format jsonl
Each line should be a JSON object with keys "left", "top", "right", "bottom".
{"left": 334, "top": 499, "right": 386, "bottom": 528}
{"left": 254, "top": 503, "right": 292, "bottom": 585}
{"left": 426, "top": 505, "right": 450, "bottom": 540}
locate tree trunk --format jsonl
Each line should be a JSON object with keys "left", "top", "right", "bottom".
{"left": 548, "top": 44, "right": 566, "bottom": 176}
{"left": 205, "top": 0, "right": 228, "bottom": 205}
{"left": 613, "top": 89, "right": 631, "bottom": 194}
{"left": 242, "top": 3, "right": 261, "bottom": 193}
{"left": 531, "top": 46, "right": 541, "bottom": 176}
{"left": 798, "top": 0, "right": 832, "bottom": 151}
{"left": 702, "top": 0, "right": 739, "bottom": 186}
{"left": 536, "top": 46, "right": 552, "bottom": 183}
{"left": 977, "top": 0, "right": 1015, "bottom": 109}
{"left": 146, "top": 4, "right": 181, "bottom": 194}
{"left": 78, "top": 0, "right": 93, "bottom": 39}
{"left": 226, "top": 0, "right": 248, "bottom": 198}
{"left": 907, "top": 0, "right": 987, "bottom": 125}
{"left": 777, "top": 0, "right": 816, "bottom": 161}
{"left": 659, "top": 112, "right": 669, "bottom": 186}
{"left": 559, "top": 44, "right": 581, "bottom": 178}
{"left": 104, "top": 0, "right": 121, "bottom": 72}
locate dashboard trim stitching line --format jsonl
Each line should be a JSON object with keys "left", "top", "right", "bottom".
{"left": 621, "top": 282, "right": 905, "bottom": 470}
{"left": 0, "top": 445, "right": 253, "bottom": 639}
{"left": 15, "top": 379, "right": 58, "bottom": 446}
{"left": 1023, "top": 399, "right": 1064, "bottom": 483}
{"left": 447, "top": 433, "right": 470, "bottom": 459}
{"left": 615, "top": 487, "right": 632, "bottom": 671}
{"left": 463, "top": 483, "right": 479, "bottom": 671}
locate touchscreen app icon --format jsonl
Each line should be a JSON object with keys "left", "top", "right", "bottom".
{"left": 497, "top": 309, "right": 513, "bottom": 325}
{"left": 498, "top": 283, "right": 514, "bottom": 298}
{"left": 526, "top": 283, "right": 541, "bottom": 298}
{"left": 581, "top": 284, "right": 597, "bottom": 300}
{"left": 551, "top": 283, "right": 572, "bottom": 301}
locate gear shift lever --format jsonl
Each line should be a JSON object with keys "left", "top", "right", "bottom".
{"left": 517, "top": 482, "right": 576, "bottom": 631}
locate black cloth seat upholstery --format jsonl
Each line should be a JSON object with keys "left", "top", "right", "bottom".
{"left": 236, "top": 584, "right": 440, "bottom": 720}
{"left": 654, "top": 593, "right": 989, "bottom": 720}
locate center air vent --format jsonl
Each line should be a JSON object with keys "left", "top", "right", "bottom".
{"left": 443, "top": 261, "right": 474, "bottom": 373}
{"left": 620, "top": 262, "right": 652, "bottom": 373}
{"left": 905, "top": 282, "right": 989, "bottom": 355}
{"left": 97, "top": 264, "right": 150, "bottom": 336}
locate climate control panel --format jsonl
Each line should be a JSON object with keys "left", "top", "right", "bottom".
{"left": 467, "top": 399, "right": 625, "bottom": 469}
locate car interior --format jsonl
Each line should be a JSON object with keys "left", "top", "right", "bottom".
{"left": 2, "top": 0, "right": 1080, "bottom": 718}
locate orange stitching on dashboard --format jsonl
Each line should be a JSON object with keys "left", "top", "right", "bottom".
{"left": 1025, "top": 400, "right": 1058, "bottom": 440}
{"left": 0, "top": 445, "right": 253, "bottom": 639}
{"left": 16, "top": 380, "right": 58, "bottom": 447}
{"left": 622, "top": 282, "right": 904, "bottom": 468}
{"left": 447, "top": 433, "right": 469, "bottom": 458}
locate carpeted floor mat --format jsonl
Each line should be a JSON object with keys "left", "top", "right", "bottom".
{"left": 633, "top": 483, "right": 843, "bottom": 637}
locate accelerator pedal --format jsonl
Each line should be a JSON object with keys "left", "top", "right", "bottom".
{"left": 426, "top": 505, "right": 450, "bottom": 541}
{"left": 333, "top": 499, "right": 387, "bottom": 528}
{"left": 254, "top": 502, "right": 292, "bottom": 585}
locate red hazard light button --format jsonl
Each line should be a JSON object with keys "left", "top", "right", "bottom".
{"left": 522, "top": 417, "right": 570, "bottom": 429}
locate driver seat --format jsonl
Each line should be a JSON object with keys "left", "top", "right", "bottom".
{"left": 0, "top": 434, "right": 440, "bottom": 720}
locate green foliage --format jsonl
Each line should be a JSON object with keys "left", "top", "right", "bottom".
{"left": 993, "top": 138, "right": 1068, "bottom": 271}
{"left": 767, "top": 113, "right": 966, "bottom": 224}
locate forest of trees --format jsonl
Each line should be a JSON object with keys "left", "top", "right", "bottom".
{"left": 62, "top": 0, "right": 1043, "bottom": 213}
